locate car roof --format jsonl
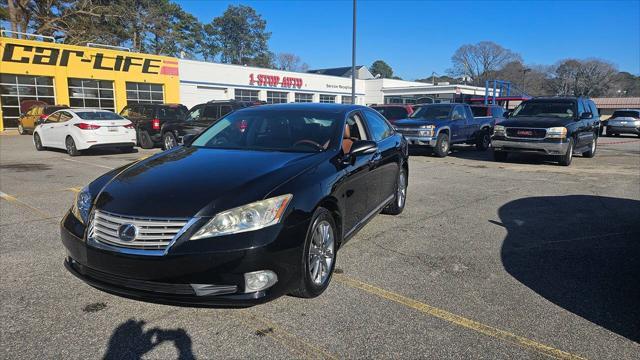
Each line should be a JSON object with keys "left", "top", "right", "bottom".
{"left": 66, "top": 108, "right": 114, "bottom": 113}
{"left": 370, "top": 104, "right": 411, "bottom": 108}
{"left": 233, "top": 102, "right": 365, "bottom": 114}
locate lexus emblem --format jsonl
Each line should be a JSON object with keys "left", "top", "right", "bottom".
{"left": 117, "top": 223, "right": 138, "bottom": 242}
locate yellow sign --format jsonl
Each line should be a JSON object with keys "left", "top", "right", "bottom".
{"left": 0, "top": 37, "right": 181, "bottom": 131}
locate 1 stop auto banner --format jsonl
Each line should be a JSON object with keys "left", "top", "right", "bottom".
{"left": 249, "top": 73, "right": 303, "bottom": 88}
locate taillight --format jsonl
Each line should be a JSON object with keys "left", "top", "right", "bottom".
{"left": 39, "top": 114, "right": 49, "bottom": 120}
{"left": 124, "top": 122, "right": 135, "bottom": 129}
{"left": 74, "top": 123, "right": 101, "bottom": 130}
{"left": 152, "top": 118, "right": 160, "bottom": 130}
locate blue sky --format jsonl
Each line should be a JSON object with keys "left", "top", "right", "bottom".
{"left": 179, "top": 0, "right": 640, "bottom": 80}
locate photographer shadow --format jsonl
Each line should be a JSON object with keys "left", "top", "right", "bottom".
{"left": 499, "top": 195, "right": 640, "bottom": 342}
{"left": 103, "top": 319, "right": 194, "bottom": 360}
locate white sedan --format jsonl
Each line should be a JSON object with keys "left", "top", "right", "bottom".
{"left": 33, "top": 109, "right": 137, "bottom": 156}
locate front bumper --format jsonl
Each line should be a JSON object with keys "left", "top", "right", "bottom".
{"left": 402, "top": 136, "right": 437, "bottom": 147}
{"left": 60, "top": 211, "right": 307, "bottom": 307}
{"left": 492, "top": 138, "right": 570, "bottom": 155}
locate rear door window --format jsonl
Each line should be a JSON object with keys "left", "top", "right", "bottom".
{"left": 363, "top": 109, "right": 394, "bottom": 141}
{"left": 202, "top": 105, "right": 220, "bottom": 121}
{"left": 219, "top": 105, "right": 233, "bottom": 118}
{"left": 470, "top": 107, "right": 488, "bottom": 117}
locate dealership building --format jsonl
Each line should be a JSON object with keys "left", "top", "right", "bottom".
{"left": 1, "top": 35, "right": 492, "bottom": 131}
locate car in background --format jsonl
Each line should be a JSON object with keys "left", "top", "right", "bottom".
{"left": 605, "top": 109, "right": 640, "bottom": 137}
{"left": 492, "top": 97, "right": 600, "bottom": 166}
{"left": 161, "top": 100, "right": 264, "bottom": 149}
{"left": 61, "top": 103, "right": 409, "bottom": 306}
{"left": 18, "top": 101, "right": 69, "bottom": 135}
{"left": 369, "top": 104, "right": 416, "bottom": 124}
{"left": 33, "top": 109, "right": 136, "bottom": 156}
{"left": 470, "top": 104, "right": 507, "bottom": 124}
{"left": 394, "top": 103, "right": 495, "bottom": 157}
{"left": 119, "top": 103, "right": 188, "bottom": 149}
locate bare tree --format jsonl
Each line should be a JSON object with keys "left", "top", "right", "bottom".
{"left": 276, "top": 52, "right": 307, "bottom": 71}
{"left": 450, "top": 41, "right": 522, "bottom": 86}
{"left": 550, "top": 59, "right": 617, "bottom": 97}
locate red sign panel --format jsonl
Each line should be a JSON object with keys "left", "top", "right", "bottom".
{"left": 249, "top": 73, "right": 303, "bottom": 88}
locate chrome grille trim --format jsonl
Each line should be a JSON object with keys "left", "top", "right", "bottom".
{"left": 89, "top": 210, "right": 189, "bottom": 250}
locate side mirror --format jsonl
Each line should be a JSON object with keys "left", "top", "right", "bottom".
{"left": 580, "top": 112, "right": 593, "bottom": 119}
{"left": 349, "top": 140, "right": 378, "bottom": 156}
{"left": 182, "top": 134, "right": 196, "bottom": 146}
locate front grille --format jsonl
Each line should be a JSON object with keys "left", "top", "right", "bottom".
{"left": 396, "top": 128, "right": 423, "bottom": 136}
{"left": 89, "top": 210, "right": 189, "bottom": 250}
{"left": 506, "top": 128, "right": 547, "bottom": 139}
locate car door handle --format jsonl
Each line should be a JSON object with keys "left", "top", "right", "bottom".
{"left": 369, "top": 153, "right": 382, "bottom": 167}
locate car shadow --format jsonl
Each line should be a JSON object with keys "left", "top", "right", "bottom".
{"left": 498, "top": 195, "right": 640, "bottom": 342}
{"left": 103, "top": 319, "right": 195, "bottom": 360}
{"left": 41, "top": 147, "right": 140, "bottom": 156}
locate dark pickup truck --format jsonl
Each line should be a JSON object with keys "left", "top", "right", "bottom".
{"left": 394, "top": 103, "right": 495, "bottom": 157}
{"left": 491, "top": 96, "right": 600, "bottom": 166}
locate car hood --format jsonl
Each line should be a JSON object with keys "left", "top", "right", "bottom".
{"left": 499, "top": 117, "right": 575, "bottom": 128}
{"left": 393, "top": 118, "right": 447, "bottom": 128}
{"left": 94, "top": 146, "right": 321, "bottom": 218}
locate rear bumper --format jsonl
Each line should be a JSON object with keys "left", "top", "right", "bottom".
{"left": 492, "top": 138, "right": 569, "bottom": 155}
{"left": 87, "top": 142, "right": 136, "bottom": 149}
{"left": 608, "top": 126, "right": 640, "bottom": 135}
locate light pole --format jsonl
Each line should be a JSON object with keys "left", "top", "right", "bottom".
{"left": 351, "top": 0, "right": 356, "bottom": 104}
{"left": 522, "top": 67, "right": 531, "bottom": 94}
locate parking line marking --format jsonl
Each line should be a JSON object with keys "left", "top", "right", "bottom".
{"left": 0, "top": 191, "right": 52, "bottom": 218}
{"left": 63, "top": 158, "right": 115, "bottom": 170}
{"left": 335, "top": 275, "right": 585, "bottom": 360}
{"left": 236, "top": 311, "right": 337, "bottom": 360}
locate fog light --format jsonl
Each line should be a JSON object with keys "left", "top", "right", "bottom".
{"left": 244, "top": 270, "right": 278, "bottom": 293}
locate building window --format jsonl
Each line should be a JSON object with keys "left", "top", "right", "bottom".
{"left": 266, "top": 91, "right": 288, "bottom": 104}
{"left": 294, "top": 93, "right": 313, "bottom": 103}
{"left": 68, "top": 78, "right": 115, "bottom": 111}
{"left": 0, "top": 74, "right": 55, "bottom": 128}
{"left": 319, "top": 94, "right": 336, "bottom": 103}
{"left": 126, "top": 82, "right": 164, "bottom": 105}
{"left": 235, "top": 89, "right": 259, "bottom": 102}
{"left": 341, "top": 96, "right": 354, "bottom": 104}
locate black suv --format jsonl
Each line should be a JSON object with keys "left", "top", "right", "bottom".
{"left": 491, "top": 97, "right": 600, "bottom": 166}
{"left": 162, "top": 100, "right": 264, "bottom": 149}
{"left": 119, "top": 103, "right": 188, "bottom": 149}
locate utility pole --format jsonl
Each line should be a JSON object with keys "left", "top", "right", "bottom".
{"left": 351, "top": 0, "right": 356, "bottom": 104}
{"left": 522, "top": 68, "right": 531, "bottom": 94}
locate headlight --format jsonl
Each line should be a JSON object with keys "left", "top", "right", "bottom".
{"left": 71, "top": 186, "right": 92, "bottom": 224}
{"left": 493, "top": 125, "right": 506, "bottom": 136}
{"left": 419, "top": 125, "right": 435, "bottom": 137}
{"left": 546, "top": 127, "right": 567, "bottom": 139}
{"left": 634, "top": 120, "right": 640, "bottom": 126}
{"left": 190, "top": 194, "right": 292, "bottom": 240}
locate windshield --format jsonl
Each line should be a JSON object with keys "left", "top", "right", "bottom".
{"left": 75, "top": 111, "right": 124, "bottom": 120}
{"left": 409, "top": 105, "right": 452, "bottom": 120}
{"left": 511, "top": 101, "right": 576, "bottom": 118}
{"left": 371, "top": 107, "right": 408, "bottom": 120}
{"left": 191, "top": 109, "right": 342, "bottom": 153}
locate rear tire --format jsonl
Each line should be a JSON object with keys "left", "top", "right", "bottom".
{"left": 138, "top": 130, "right": 154, "bottom": 149}
{"left": 475, "top": 129, "right": 491, "bottom": 151}
{"left": 34, "top": 133, "right": 44, "bottom": 151}
{"left": 558, "top": 138, "right": 573, "bottom": 166}
{"left": 163, "top": 132, "right": 178, "bottom": 150}
{"left": 582, "top": 135, "right": 597, "bottom": 158}
{"left": 493, "top": 150, "right": 508, "bottom": 162}
{"left": 382, "top": 167, "right": 407, "bottom": 215}
{"left": 433, "top": 132, "right": 449, "bottom": 157}
{"left": 65, "top": 136, "right": 80, "bottom": 156}
{"left": 289, "top": 207, "right": 337, "bottom": 299}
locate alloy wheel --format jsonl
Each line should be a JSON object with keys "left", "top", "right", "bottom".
{"left": 397, "top": 170, "right": 407, "bottom": 208}
{"left": 66, "top": 137, "right": 76, "bottom": 154}
{"left": 164, "top": 134, "right": 176, "bottom": 149}
{"left": 441, "top": 137, "right": 449, "bottom": 153}
{"left": 308, "top": 220, "right": 335, "bottom": 286}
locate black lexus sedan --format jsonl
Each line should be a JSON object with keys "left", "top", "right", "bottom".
{"left": 61, "top": 103, "right": 409, "bottom": 306}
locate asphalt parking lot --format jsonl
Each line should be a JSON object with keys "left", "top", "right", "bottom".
{"left": 1, "top": 133, "right": 639, "bottom": 359}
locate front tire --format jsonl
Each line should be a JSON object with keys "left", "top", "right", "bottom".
{"left": 475, "top": 129, "right": 491, "bottom": 151}
{"left": 34, "top": 133, "right": 44, "bottom": 151}
{"left": 289, "top": 207, "right": 337, "bottom": 299}
{"left": 558, "top": 138, "right": 573, "bottom": 166}
{"left": 65, "top": 136, "right": 80, "bottom": 157}
{"left": 382, "top": 167, "right": 407, "bottom": 215}
{"left": 18, "top": 123, "right": 27, "bottom": 135}
{"left": 433, "top": 132, "right": 449, "bottom": 157}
